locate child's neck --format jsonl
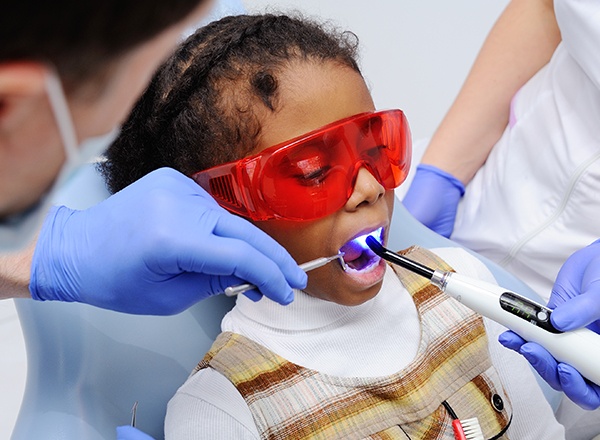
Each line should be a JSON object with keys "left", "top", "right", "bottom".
{"left": 222, "top": 266, "right": 421, "bottom": 377}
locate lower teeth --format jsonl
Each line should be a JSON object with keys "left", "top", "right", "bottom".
{"left": 347, "top": 255, "right": 379, "bottom": 272}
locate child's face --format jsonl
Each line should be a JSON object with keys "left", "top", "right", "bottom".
{"left": 252, "top": 61, "right": 394, "bottom": 306}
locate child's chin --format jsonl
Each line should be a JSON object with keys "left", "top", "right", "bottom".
{"left": 335, "top": 289, "right": 382, "bottom": 307}
{"left": 336, "top": 275, "right": 386, "bottom": 306}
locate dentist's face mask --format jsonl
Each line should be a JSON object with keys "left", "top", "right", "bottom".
{"left": 0, "top": 68, "right": 118, "bottom": 252}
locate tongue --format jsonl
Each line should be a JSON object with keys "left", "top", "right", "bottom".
{"left": 339, "top": 241, "right": 364, "bottom": 264}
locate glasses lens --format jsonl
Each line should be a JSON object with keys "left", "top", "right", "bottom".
{"left": 261, "top": 134, "right": 352, "bottom": 220}
{"left": 358, "top": 111, "right": 411, "bottom": 189}
{"left": 260, "top": 111, "right": 410, "bottom": 221}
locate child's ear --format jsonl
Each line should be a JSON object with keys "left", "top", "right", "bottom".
{"left": 0, "top": 62, "right": 47, "bottom": 123}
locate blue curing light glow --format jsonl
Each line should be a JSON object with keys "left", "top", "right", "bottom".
{"left": 352, "top": 227, "right": 383, "bottom": 251}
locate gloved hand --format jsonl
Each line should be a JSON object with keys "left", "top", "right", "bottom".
{"left": 402, "top": 164, "right": 465, "bottom": 238}
{"left": 116, "top": 426, "right": 155, "bottom": 440}
{"left": 499, "top": 239, "right": 600, "bottom": 409}
{"left": 30, "top": 167, "right": 307, "bottom": 314}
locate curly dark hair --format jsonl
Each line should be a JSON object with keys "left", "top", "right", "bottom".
{"left": 99, "top": 13, "right": 361, "bottom": 194}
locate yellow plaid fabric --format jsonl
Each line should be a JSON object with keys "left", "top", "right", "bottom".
{"left": 195, "top": 246, "right": 512, "bottom": 439}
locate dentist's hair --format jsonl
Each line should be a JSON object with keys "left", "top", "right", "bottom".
{"left": 99, "top": 13, "right": 361, "bottom": 194}
{"left": 0, "top": 0, "right": 206, "bottom": 87}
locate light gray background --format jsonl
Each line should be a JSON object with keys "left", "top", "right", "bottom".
{"left": 0, "top": 1, "right": 508, "bottom": 437}
{"left": 243, "top": 0, "right": 510, "bottom": 140}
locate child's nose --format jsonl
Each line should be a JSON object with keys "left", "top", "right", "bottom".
{"left": 345, "top": 167, "right": 385, "bottom": 211}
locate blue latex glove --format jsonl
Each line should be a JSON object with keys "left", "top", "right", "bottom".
{"left": 116, "top": 426, "right": 155, "bottom": 440}
{"left": 499, "top": 239, "right": 600, "bottom": 409}
{"left": 402, "top": 164, "right": 465, "bottom": 238}
{"left": 30, "top": 167, "right": 307, "bottom": 315}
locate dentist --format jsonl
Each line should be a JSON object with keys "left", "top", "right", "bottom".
{"left": 2, "top": 2, "right": 305, "bottom": 439}
{"left": 0, "top": 1, "right": 306, "bottom": 314}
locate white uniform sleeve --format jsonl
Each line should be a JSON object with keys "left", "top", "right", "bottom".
{"left": 432, "top": 248, "right": 565, "bottom": 439}
{"left": 555, "top": 0, "right": 600, "bottom": 90}
{"left": 165, "top": 368, "right": 260, "bottom": 440}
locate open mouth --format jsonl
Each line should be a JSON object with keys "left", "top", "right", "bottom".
{"left": 339, "top": 227, "right": 384, "bottom": 272}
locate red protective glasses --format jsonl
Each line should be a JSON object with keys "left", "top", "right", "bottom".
{"left": 192, "top": 109, "right": 411, "bottom": 221}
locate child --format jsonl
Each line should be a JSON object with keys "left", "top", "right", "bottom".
{"left": 100, "top": 14, "right": 564, "bottom": 440}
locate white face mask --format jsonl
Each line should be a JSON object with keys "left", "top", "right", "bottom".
{"left": 0, "top": 68, "right": 118, "bottom": 252}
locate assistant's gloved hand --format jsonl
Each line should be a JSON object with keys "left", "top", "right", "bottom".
{"left": 30, "top": 168, "right": 307, "bottom": 315}
{"left": 402, "top": 164, "right": 465, "bottom": 238}
{"left": 547, "top": 239, "right": 600, "bottom": 334}
{"left": 499, "top": 239, "right": 600, "bottom": 409}
{"left": 116, "top": 426, "right": 155, "bottom": 440}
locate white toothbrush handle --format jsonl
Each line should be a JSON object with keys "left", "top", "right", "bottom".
{"left": 439, "top": 271, "right": 600, "bottom": 386}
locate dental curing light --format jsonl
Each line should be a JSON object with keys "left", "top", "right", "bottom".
{"left": 366, "top": 236, "right": 600, "bottom": 386}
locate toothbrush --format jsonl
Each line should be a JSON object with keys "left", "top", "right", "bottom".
{"left": 224, "top": 252, "right": 345, "bottom": 296}
{"left": 452, "top": 418, "right": 484, "bottom": 440}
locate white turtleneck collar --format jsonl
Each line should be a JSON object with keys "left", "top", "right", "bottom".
{"left": 221, "top": 265, "right": 421, "bottom": 377}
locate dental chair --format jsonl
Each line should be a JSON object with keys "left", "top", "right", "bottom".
{"left": 11, "top": 164, "right": 561, "bottom": 440}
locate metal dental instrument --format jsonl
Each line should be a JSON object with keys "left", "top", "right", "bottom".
{"left": 131, "top": 401, "right": 138, "bottom": 428}
{"left": 224, "top": 252, "right": 345, "bottom": 297}
{"left": 366, "top": 236, "right": 600, "bottom": 386}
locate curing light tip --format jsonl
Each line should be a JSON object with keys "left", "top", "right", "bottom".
{"left": 353, "top": 227, "right": 384, "bottom": 250}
